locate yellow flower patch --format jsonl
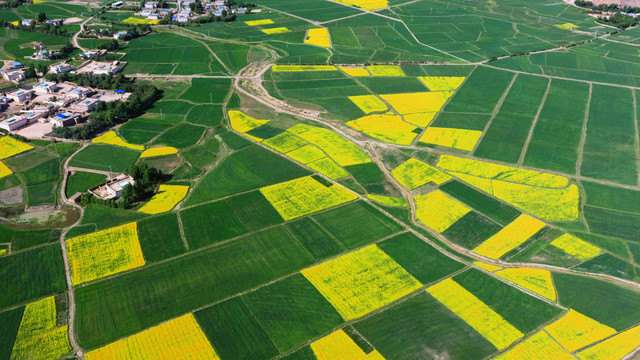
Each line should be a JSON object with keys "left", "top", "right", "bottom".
{"left": 448, "top": 172, "right": 493, "bottom": 193}
{"left": 419, "top": 127, "right": 482, "bottom": 151}
{"left": 288, "top": 124, "right": 371, "bottom": 166}
{"left": 10, "top": 297, "right": 71, "bottom": 360}
{"left": 545, "top": 309, "right": 616, "bottom": 352}
{"left": 85, "top": 314, "right": 220, "bottom": 360}
{"left": 0, "top": 248, "right": 6, "bottom": 256}
{"left": 427, "top": 278, "right": 524, "bottom": 350}
{"left": 404, "top": 112, "right": 436, "bottom": 127}
{"left": 381, "top": 92, "right": 453, "bottom": 114}
{"left": 418, "top": 76, "right": 466, "bottom": 91}
{"left": 493, "top": 182, "right": 579, "bottom": 221}
{"left": 555, "top": 23, "right": 578, "bottom": 30}
{"left": 437, "top": 155, "right": 569, "bottom": 188}
{"left": 348, "top": 95, "right": 387, "bottom": 114}
{"left": 576, "top": 324, "right": 640, "bottom": 360}
{"left": 287, "top": 144, "right": 326, "bottom": 164}
{"left": 550, "top": 234, "right": 602, "bottom": 261}
{"left": 493, "top": 331, "right": 574, "bottom": 360}
{"left": 474, "top": 261, "right": 502, "bottom": 272}
{"left": 366, "top": 65, "right": 404, "bottom": 76}
{"left": 305, "top": 28, "right": 331, "bottom": 47}
{"left": 347, "top": 114, "right": 418, "bottom": 146}
{"left": 66, "top": 222, "right": 146, "bottom": 285}
{"left": 138, "top": 185, "right": 189, "bottom": 214}
{"left": 0, "top": 136, "right": 34, "bottom": 159}
{"left": 339, "top": 66, "right": 370, "bottom": 77}
{"left": 228, "top": 110, "right": 269, "bottom": 134}
{"left": 472, "top": 214, "right": 546, "bottom": 260}
{"left": 140, "top": 146, "right": 179, "bottom": 158}
{"left": 302, "top": 245, "right": 422, "bottom": 320}
{"left": 307, "top": 158, "right": 349, "bottom": 179}
{"left": 93, "top": 131, "right": 145, "bottom": 151}
{"left": 0, "top": 160, "right": 12, "bottom": 178}
{"left": 260, "top": 176, "right": 357, "bottom": 220}
{"left": 123, "top": 17, "right": 159, "bottom": 24}
{"left": 414, "top": 190, "right": 471, "bottom": 232}
{"left": 261, "top": 27, "right": 290, "bottom": 34}
{"left": 368, "top": 194, "right": 408, "bottom": 207}
{"left": 330, "top": 0, "right": 388, "bottom": 10}
{"left": 311, "top": 329, "right": 385, "bottom": 360}
{"left": 245, "top": 19, "right": 274, "bottom": 26}
{"left": 263, "top": 132, "right": 308, "bottom": 153}
{"left": 495, "top": 268, "right": 556, "bottom": 301}
{"left": 391, "top": 158, "right": 451, "bottom": 190}
{"left": 272, "top": 65, "right": 337, "bottom": 72}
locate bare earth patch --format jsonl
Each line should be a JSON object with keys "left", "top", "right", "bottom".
{"left": 0, "top": 186, "right": 23, "bottom": 206}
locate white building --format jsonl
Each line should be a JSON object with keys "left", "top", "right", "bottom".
{"left": 67, "top": 87, "right": 93, "bottom": 99}
{"left": 111, "top": 1, "right": 124, "bottom": 7}
{"left": 7, "top": 90, "right": 32, "bottom": 103}
{"left": 21, "top": 19, "right": 34, "bottom": 26}
{"left": 70, "top": 99, "right": 97, "bottom": 113}
{"left": 114, "top": 31, "right": 129, "bottom": 40}
{"left": 92, "top": 62, "right": 121, "bottom": 75}
{"left": 145, "top": 1, "right": 157, "bottom": 9}
{"left": 1, "top": 70, "right": 25, "bottom": 82}
{"left": 88, "top": 174, "right": 135, "bottom": 200}
{"left": 50, "top": 112, "right": 78, "bottom": 127}
{"left": 33, "top": 82, "right": 59, "bottom": 94}
{"left": 46, "top": 19, "right": 64, "bottom": 27}
{"left": 49, "top": 63, "right": 75, "bottom": 74}
{"left": 0, "top": 116, "right": 27, "bottom": 131}
{"left": 22, "top": 111, "right": 47, "bottom": 123}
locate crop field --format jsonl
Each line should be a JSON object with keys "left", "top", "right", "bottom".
{"left": 4, "top": 0, "right": 640, "bottom": 359}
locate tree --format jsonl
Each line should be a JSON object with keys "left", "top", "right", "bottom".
{"left": 37, "top": 12, "right": 47, "bottom": 23}
{"left": 24, "top": 64, "right": 36, "bottom": 78}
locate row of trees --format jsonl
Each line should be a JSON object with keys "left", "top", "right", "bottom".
{"left": 46, "top": 73, "right": 162, "bottom": 140}
{"left": 598, "top": 12, "right": 639, "bottom": 28}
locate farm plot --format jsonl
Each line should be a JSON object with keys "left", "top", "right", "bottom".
{"left": 138, "top": 185, "right": 189, "bottom": 214}
{"left": 153, "top": 123, "right": 205, "bottom": 149}
{"left": 92, "top": 131, "right": 145, "bottom": 151}
{"left": 544, "top": 309, "right": 616, "bottom": 352}
{"left": 69, "top": 145, "right": 140, "bottom": 173}
{"left": 65, "top": 171, "right": 107, "bottom": 198}
{"left": 310, "top": 329, "right": 384, "bottom": 360}
{"left": 140, "top": 147, "right": 178, "bottom": 158}
{"left": 576, "top": 325, "right": 640, "bottom": 360}
{"left": 391, "top": 158, "right": 451, "bottom": 189}
{"left": 229, "top": 110, "right": 270, "bottom": 140}
{"left": 472, "top": 214, "right": 545, "bottom": 259}
{"left": 347, "top": 114, "right": 418, "bottom": 145}
{"left": 0, "top": 136, "right": 33, "bottom": 159}
{"left": 494, "top": 331, "right": 573, "bottom": 360}
{"left": 305, "top": 28, "right": 331, "bottom": 48}
{"left": 414, "top": 190, "right": 470, "bottom": 232}
{"left": 249, "top": 0, "right": 362, "bottom": 22}
{"left": 180, "top": 78, "right": 232, "bottom": 104}
{"left": 66, "top": 223, "right": 145, "bottom": 285}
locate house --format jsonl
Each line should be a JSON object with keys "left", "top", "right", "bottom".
{"left": 33, "top": 50, "right": 50, "bottom": 60}
{"left": 0, "top": 116, "right": 27, "bottom": 131}
{"left": 214, "top": 0, "right": 225, "bottom": 6}
{"left": 1, "top": 70, "right": 25, "bottom": 82}
{"left": 22, "top": 111, "right": 47, "bottom": 123}
{"left": 33, "top": 82, "right": 59, "bottom": 94}
{"left": 88, "top": 174, "right": 135, "bottom": 200}
{"left": 114, "top": 31, "right": 129, "bottom": 40}
{"left": 81, "top": 49, "right": 107, "bottom": 59}
{"left": 11, "top": 62, "right": 23, "bottom": 69}
{"left": 236, "top": 7, "right": 246, "bottom": 14}
{"left": 145, "top": 1, "right": 157, "bottom": 9}
{"left": 7, "top": 90, "right": 32, "bottom": 103}
{"left": 148, "top": 13, "right": 163, "bottom": 20}
{"left": 140, "top": 9, "right": 151, "bottom": 16}
{"left": 46, "top": 19, "right": 64, "bottom": 27}
{"left": 49, "top": 63, "right": 75, "bottom": 74}
{"left": 92, "top": 62, "right": 121, "bottom": 75}
{"left": 70, "top": 99, "right": 97, "bottom": 113}
{"left": 67, "top": 87, "right": 93, "bottom": 99}
{"left": 21, "top": 19, "right": 35, "bottom": 26}
{"left": 111, "top": 1, "right": 124, "bottom": 7}
{"left": 50, "top": 112, "right": 78, "bottom": 127}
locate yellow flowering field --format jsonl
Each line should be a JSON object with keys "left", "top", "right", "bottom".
{"left": 287, "top": 144, "right": 326, "bottom": 164}
{"left": 448, "top": 172, "right": 493, "bottom": 193}
{"left": 310, "top": 330, "right": 385, "bottom": 360}
{"left": 307, "top": 158, "right": 349, "bottom": 179}
{"left": 92, "top": 131, "right": 145, "bottom": 151}
{"left": 262, "top": 27, "right": 290, "bottom": 34}
{"left": 366, "top": 65, "right": 404, "bottom": 76}
{"left": 272, "top": 65, "right": 337, "bottom": 72}
{"left": 305, "top": 28, "right": 331, "bottom": 47}
{"left": 85, "top": 314, "right": 220, "bottom": 360}
{"left": 414, "top": 190, "right": 471, "bottom": 232}
{"left": 473, "top": 261, "right": 502, "bottom": 272}
{"left": 66, "top": 222, "right": 146, "bottom": 285}
{"left": 245, "top": 19, "right": 274, "bottom": 26}
{"left": 263, "top": 132, "right": 307, "bottom": 153}
{"left": 545, "top": 309, "right": 616, "bottom": 352}
{"left": 472, "top": 214, "right": 546, "bottom": 259}
{"left": 138, "top": 185, "right": 189, "bottom": 214}
{"left": 550, "top": 234, "right": 602, "bottom": 261}
{"left": 576, "top": 324, "right": 640, "bottom": 360}
{"left": 0, "top": 136, "right": 33, "bottom": 159}
{"left": 419, "top": 127, "right": 482, "bottom": 151}
{"left": 302, "top": 245, "right": 422, "bottom": 320}
{"left": 555, "top": 23, "right": 578, "bottom": 30}
{"left": 0, "top": 160, "right": 12, "bottom": 178}
{"left": 493, "top": 182, "right": 579, "bottom": 221}
{"left": 330, "top": 0, "right": 388, "bottom": 10}
{"left": 348, "top": 95, "right": 387, "bottom": 114}
{"left": 367, "top": 194, "right": 408, "bottom": 207}
{"left": 10, "top": 296, "right": 71, "bottom": 360}
{"left": 339, "top": 66, "right": 370, "bottom": 77}
{"left": 381, "top": 92, "right": 452, "bottom": 114}
{"left": 288, "top": 124, "right": 371, "bottom": 166}
{"left": 493, "top": 331, "right": 574, "bottom": 360}
{"left": 427, "top": 278, "right": 524, "bottom": 350}
{"left": 436, "top": 155, "right": 569, "bottom": 188}
{"left": 347, "top": 114, "right": 418, "bottom": 145}
{"left": 260, "top": 176, "right": 357, "bottom": 220}
{"left": 495, "top": 268, "right": 556, "bottom": 301}
{"left": 140, "top": 146, "right": 179, "bottom": 158}
{"left": 123, "top": 17, "right": 159, "bottom": 24}
{"left": 404, "top": 112, "right": 436, "bottom": 127}
{"left": 391, "top": 158, "right": 451, "bottom": 189}
{"left": 0, "top": 248, "right": 6, "bottom": 256}
{"left": 228, "top": 110, "right": 269, "bottom": 134}
{"left": 418, "top": 76, "right": 466, "bottom": 91}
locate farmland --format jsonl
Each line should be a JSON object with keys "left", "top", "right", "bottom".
{"left": 2, "top": 0, "right": 640, "bottom": 358}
